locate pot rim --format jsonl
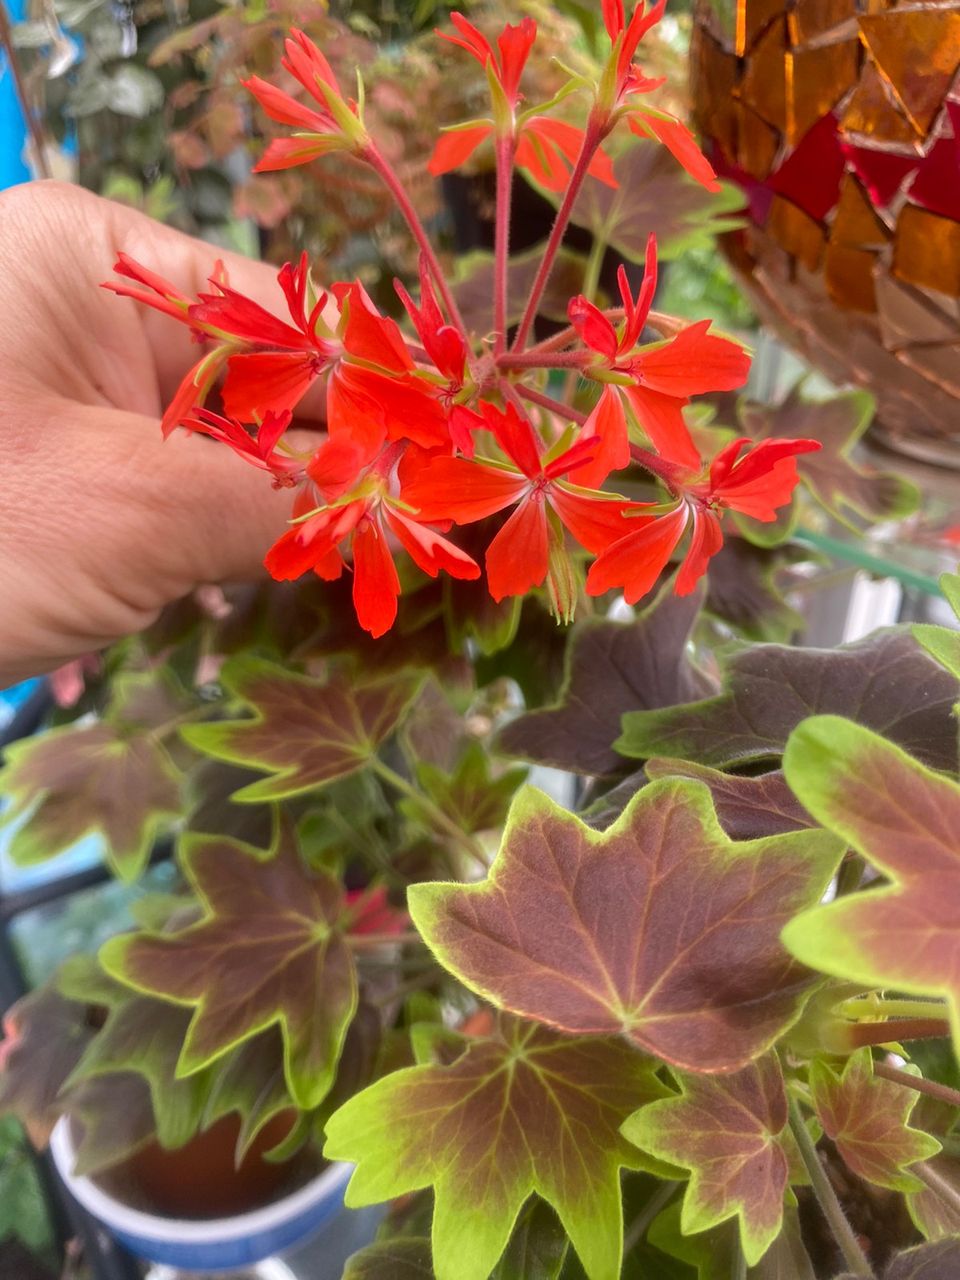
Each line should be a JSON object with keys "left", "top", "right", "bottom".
{"left": 50, "top": 1116, "right": 351, "bottom": 1244}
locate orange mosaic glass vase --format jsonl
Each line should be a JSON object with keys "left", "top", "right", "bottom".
{"left": 690, "top": 0, "right": 960, "bottom": 463}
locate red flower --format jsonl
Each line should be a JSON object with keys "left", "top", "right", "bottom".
{"left": 401, "top": 402, "right": 634, "bottom": 605}
{"left": 243, "top": 29, "right": 368, "bottom": 172}
{"left": 265, "top": 440, "right": 479, "bottom": 638}
{"left": 394, "top": 257, "right": 468, "bottom": 392}
{"left": 586, "top": 436, "right": 820, "bottom": 603}
{"left": 178, "top": 409, "right": 305, "bottom": 487}
{"left": 598, "top": 0, "right": 719, "bottom": 191}
{"left": 569, "top": 235, "right": 750, "bottom": 469}
{"left": 430, "top": 116, "right": 616, "bottom": 191}
{"left": 438, "top": 12, "right": 537, "bottom": 106}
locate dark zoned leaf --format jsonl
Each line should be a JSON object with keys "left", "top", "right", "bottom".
{"left": 182, "top": 657, "right": 421, "bottom": 801}
{"left": 618, "top": 628, "right": 960, "bottom": 772}
{"left": 884, "top": 1240, "right": 960, "bottom": 1279}
{"left": 325, "top": 1016, "right": 664, "bottom": 1280}
{"left": 906, "top": 1154, "right": 960, "bottom": 1241}
{"left": 100, "top": 824, "right": 356, "bottom": 1109}
{"left": 705, "top": 536, "right": 805, "bottom": 643}
{"left": 913, "top": 572, "right": 960, "bottom": 682}
{"left": 409, "top": 782, "right": 842, "bottom": 1073}
{"left": 648, "top": 1202, "right": 815, "bottom": 1278}
{"left": 453, "top": 246, "right": 587, "bottom": 336}
{"left": 783, "top": 716, "right": 960, "bottom": 1056}
{"left": 809, "top": 1049, "right": 940, "bottom": 1192}
{"left": 64, "top": 1071, "right": 158, "bottom": 1175}
{"left": 588, "top": 759, "right": 812, "bottom": 840}
{"left": 0, "top": 722, "right": 182, "bottom": 880}
{"left": 623, "top": 1056, "right": 792, "bottom": 1266}
{"left": 497, "top": 584, "right": 713, "bottom": 776}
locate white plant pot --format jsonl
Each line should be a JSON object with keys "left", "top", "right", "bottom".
{"left": 50, "top": 1118, "right": 375, "bottom": 1274}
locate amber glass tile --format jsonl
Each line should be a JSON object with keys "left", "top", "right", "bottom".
{"left": 893, "top": 203, "right": 960, "bottom": 295}
{"left": 739, "top": 20, "right": 789, "bottom": 128}
{"left": 693, "top": 30, "right": 740, "bottom": 159}
{"left": 832, "top": 174, "right": 891, "bottom": 246}
{"left": 737, "top": 0, "right": 787, "bottom": 55}
{"left": 787, "top": 41, "right": 859, "bottom": 142}
{"left": 789, "top": 0, "right": 857, "bottom": 42}
{"left": 841, "top": 60, "right": 920, "bottom": 141}
{"left": 858, "top": 10, "right": 960, "bottom": 136}
{"left": 769, "top": 194, "right": 827, "bottom": 269}
{"left": 824, "top": 242, "right": 879, "bottom": 310}
{"left": 736, "top": 102, "right": 782, "bottom": 176}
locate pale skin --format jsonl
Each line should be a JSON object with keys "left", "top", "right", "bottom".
{"left": 0, "top": 181, "right": 323, "bottom": 686}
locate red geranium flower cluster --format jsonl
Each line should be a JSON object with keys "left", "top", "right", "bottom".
{"left": 106, "top": 6, "right": 818, "bottom": 638}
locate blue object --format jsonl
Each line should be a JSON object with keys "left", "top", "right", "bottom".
{"left": 1, "top": 0, "right": 31, "bottom": 189}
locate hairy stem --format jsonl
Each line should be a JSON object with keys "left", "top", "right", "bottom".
{"left": 365, "top": 144, "right": 468, "bottom": 340}
{"left": 873, "top": 1060, "right": 960, "bottom": 1109}
{"left": 514, "top": 382, "right": 588, "bottom": 425}
{"left": 371, "top": 758, "right": 487, "bottom": 871}
{"left": 841, "top": 998, "right": 949, "bottom": 1022}
{"left": 348, "top": 931, "right": 424, "bottom": 950}
{"left": 732, "top": 1242, "right": 748, "bottom": 1280}
{"left": 511, "top": 117, "right": 603, "bottom": 353}
{"left": 494, "top": 136, "right": 514, "bottom": 357}
{"left": 847, "top": 1019, "right": 951, "bottom": 1049}
{"left": 498, "top": 349, "right": 590, "bottom": 371}
{"left": 915, "top": 1161, "right": 960, "bottom": 1218}
{"left": 787, "top": 1097, "right": 874, "bottom": 1277}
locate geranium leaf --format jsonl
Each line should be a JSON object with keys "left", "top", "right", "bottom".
{"left": 408, "top": 782, "right": 843, "bottom": 1072}
{"left": 200, "top": 1027, "right": 294, "bottom": 1161}
{"left": 589, "top": 760, "right": 813, "bottom": 840}
{"left": 99, "top": 823, "right": 357, "bottom": 1109}
{"left": 64, "top": 988, "right": 212, "bottom": 1152}
{"left": 324, "top": 1015, "right": 664, "bottom": 1280}
{"left": 62, "top": 1072, "right": 158, "bottom": 1175}
{"left": 181, "top": 657, "right": 422, "bottom": 802}
{"left": 0, "top": 982, "right": 95, "bottom": 1145}
{"left": 809, "top": 1050, "right": 941, "bottom": 1192}
{"left": 561, "top": 139, "right": 745, "bottom": 263}
{"left": 907, "top": 1155, "right": 960, "bottom": 1240}
{"left": 0, "top": 721, "right": 182, "bottom": 880}
{"left": 622, "top": 1056, "right": 793, "bottom": 1266}
{"left": 884, "top": 1240, "right": 960, "bottom": 1279}
{"left": 411, "top": 742, "right": 527, "bottom": 836}
{"left": 647, "top": 1202, "right": 815, "bottom": 1279}
{"left": 704, "top": 536, "right": 805, "bottom": 643}
{"left": 497, "top": 584, "right": 713, "bottom": 776}
{"left": 913, "top": 573, "right": 960, "bottom": 682}
{"left": 617, "top": 629, "right": 960, "bottom": 772}
{"left": 343, "top": 1239, "right": 434, "bottom": 1279}
{"left": 782, "top": 716, "right": 960, "bottom": 1057}
{"left": 739, "top": 386, "right": 919, "bottom": 529}
{"left": 453, "top": 246, "right": 588, "bottom": 335}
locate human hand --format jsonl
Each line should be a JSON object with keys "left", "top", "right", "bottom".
{"left": 0, "top": 181, "right": 321, "bottom": 685}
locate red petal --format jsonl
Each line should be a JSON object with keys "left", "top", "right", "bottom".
{"left": 485, "top": 497, "right": 549, "bottom": 600}
{"left": 307, "top": 435, "right": 376, "bottom": 500}
{"left": 602, "top": 0, "right": 624, "bottom": 38}
{"left": 623, "top": 384, "right": 701, "bottom": 470}
{"left": 352, "top": 518, "right": 400, "bottom": 637}
{"left": 550, "top": 484, "right": 638, "bottom": 553}
{"left": 515, "top": 130, "right": 569, "bottom": 192}
{"left": 327, "top": 365, "right": 388, "bottom": 454}
{"left": 264, "top": 522, "right": 338, "bottom": 581}
{"left": 253, "top": 136, "right": 334, "bottom": 172}
{"left": 565, "top": 387, "right": 630, "bottom": 488}
{"left": 243, "top": 76, "right": 327, "bottom": 131}
{"left": 334, "top": 281, "right": 413, "bottom": 372}
{"left": 496, "top": 17, "right": 537, "bottom": 101}
{"left": 222, "top": 351, "right": 322, "bottom": 419}
{"left": 161, "top": 348, "right": 229, "bottom": 438}
{"left": 283, "top": 29, "right": 341, "bottom": 102}
{"left": 191, "top": 286, "right": 313, "bottom": 349}
{"left": 384, "top": 508, "right": 480, "bottom": 580}
{"left": 402, "top": 457, "right": 527, "bottom": 522}
{"left": 568, "top": 295, "right": 619, "bottom": 360}
{"left": 676, "top": 505, "right": 723, "bottom": 594}
{"left": 428, "top": 125, "right": 492, "bottom": 175}
{"left": 586, "top": 503, "right": 687, "bottom": 604}
{"left": 631, "top": 111, "right": 720, "bottom": 192}
{"left": 482, "top": 401, "right": 543, "bottom": 478}
{"left": 636, "top": 321, "right": 750, "bottom": 397}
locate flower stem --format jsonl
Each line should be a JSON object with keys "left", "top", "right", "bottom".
{"left": 847, "top": 1019, "right": 951, "bottom": 1048}
{"left": 732, "top": 1242, "right": 748, "bottom": 1280}
{"left": 623, "top": 1180, "right": 680, "bottom": 1255}
{"left": 629, "top": 443, "right": 693, "bottom": 490}
{"left": 873, "top": 1060, "right": 960, "bottom": 1108}
{"left": 365, "top": 144, "right": 469, "bottom": 341}
{"left": 841, "top": 998, "right": 949, "bottom": 1022}
{"left": 498, "top": 349, "right": 590, "bottom": 371}
{"left": 514, "top": 382, "right": 588, "bottom": 424}
{"left": 348, "top": 931, "right": 423, "bottom": 950}
{"left": 511, "top": 117, "right": 603, "bottom": 353}
{"left": 914, "top": 1161, "right": 960, "bottom": 1217}
{"left": 494, "top": 136, "right": 514, "bottom": 358}
{"left": 371, "top": 758, "right": 488, "bottom": 872}
{"left": 787, "top": 1097, "right": 874, "bottom": 1277}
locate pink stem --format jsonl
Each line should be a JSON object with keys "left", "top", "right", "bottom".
{"left": 494, "top": 136, "right": 514, "bottom": 357}
{"left": 848, "top": 1019, "right": 951, "bottom": 1049}
{"left": 365, "top": 143, "right": 469, "bottom": 342}
{"left": 874, "top": 1060, "right": 960, "bottom": 1109}
{"left": 515, "top": 382, "right": 588, "bottom": 424}
{"left": 498, "top": 348, "right": 590, "bottom": 372}
{"left": 629, "top": 443, "right": 692, "bottom": 491}
{"left": 511, "top": 116, "right": 604, "bottom": 353}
